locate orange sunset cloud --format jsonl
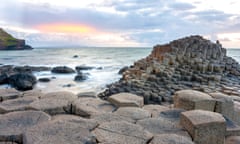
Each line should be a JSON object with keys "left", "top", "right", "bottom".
{"left": 35, "top": 23, "right": 95, "bottom": 34}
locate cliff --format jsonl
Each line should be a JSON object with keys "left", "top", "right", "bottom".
{"left": 99, "top": 35, "right": 240, "bottom": 104}
{"left": 0, "top": 28, "right": 32, "bottom": 50}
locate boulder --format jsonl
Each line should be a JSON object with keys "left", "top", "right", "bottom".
{"left": 8, "top": 73, "right": 37, "bottom": 90}
{"left": 108, "top": 93, "right": 144, "bottom": 107}
{"left": 74, "top": 72, "right": 88, "bottom": 82}
{"left": 0, "top": 88, "right": 21, "bottom": 101}
{"left": 75, "top": 65, "right": 94, "bottom": 72}
{"left": 143, "top": 105, "right": 170, "bottom": 117}
{"left": 149, "top": 134, "right": 194, "bottom": 144}
{"left": 180, "top": 110, "right": 226, "bottom": 144}
{"left": 0, "top": 74, "right": 8, "bottom": 84}
{"left": 114, "top": 107, "right": 151, "bottom": 122}
{"left": 118, "top": 66, "right": 128, "bottom": 74}
{"left": 0, "top": 96, "right": 38, "bottom": 114}
{"left": 92, "top": 121, "right": 153, "bottom": 144}
{"left": 0, "top": 111, "right": 50, "bottom": 143}
{"left": 38, "top": 77, "right": 51, "bottom": 82}
{"left": 174, "top": 90, "right": 216, "bottom": 111}
{"left": 51, "top": 66, "right": 75, "bottom": 74}
{"left": 23, "top": 119, "right": 96, "bottom": 144}
{"left": 72, "top": 98, "right": 115, "bottom": 118}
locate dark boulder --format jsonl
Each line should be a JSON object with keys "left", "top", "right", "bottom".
{"left": 8, "top": 73, "right": 37, "bottom": 90}
{"left": 74, "top": 72, "right": 88, "bottom": 82}
{"left": 118, "top": 66, "right": 129, "bottom": 74}
{"left": 0, "top": 74, "right": 8, "bottom": 84}
{"left": 51, "top": 66, "right": 75, "bottom": 74}
{"left": 38, "top": 78, "right": 51, "bottom": 82}
{"left": 73, "top": 55, "right": 78, "bottom": 58}
{"left": 75, "top": 66, "right": 94, "bottom": 72}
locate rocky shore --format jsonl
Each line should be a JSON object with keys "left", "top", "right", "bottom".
{"left": 1, "top": 35, "right": 240, "bottom": 143}
{"left": 99, "top": 35, "right": 240, "bottom": 105}
{"left": 0, "top": 89, "right": 240, "bottom": 143}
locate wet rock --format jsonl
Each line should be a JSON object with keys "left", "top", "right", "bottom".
{"left": 0, "top": 74, "right": 8, "bottom": 84}
{"left": 73, "top": 55, "right": 78, "bottom": 58}
{"left": 118, "top": 66, "right": 128, "bottom": 74}
{"left": 74, "top": 72, "right": 88, "bottom": 82}
{"left": 8, "top": 73, "right": 37, "bottom": 91}
{"left": 75, "top": 65, "right": 94, "bottom": 72}
{"left": 92, "top": 121, "right": 153, "bottom": 144}
{"left": 38, "top": 77, "right": 51, "bottom": 82}
{"left": 51, "top": 66, "right": 75, "bottom": 74}
{"left": 0, "top": 111, "right": 50, "bottom": 143}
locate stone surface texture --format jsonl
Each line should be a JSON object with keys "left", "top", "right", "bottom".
{"left": 180, "top": 110, "right": 226, "bottom": 144}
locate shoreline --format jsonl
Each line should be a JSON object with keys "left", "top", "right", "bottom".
{"left": 0, "top": 36, "right": 240, "bottom": 143}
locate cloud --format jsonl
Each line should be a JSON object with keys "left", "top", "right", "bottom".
{"left": 0, "top": 0, "right": 240, "bottom": 47}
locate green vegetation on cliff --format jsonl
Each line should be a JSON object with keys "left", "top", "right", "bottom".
{"left": 0, "top": 28, "right": 18, "bottom": 47}
{"left": 0, "top": 28, "right": 32, "bottom": 50}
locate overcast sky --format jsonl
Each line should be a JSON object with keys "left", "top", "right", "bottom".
{"left": 0, "top": 0, "right": 240, "bottom": 48}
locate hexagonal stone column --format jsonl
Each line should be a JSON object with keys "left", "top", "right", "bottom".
{"left": 180, "top": 110, "right": 226, "bottom": 144}
{"left": 174, "top": 90, "right": 216, "bottom": 111}
{"left": 108, "top": 93, "right": 144, "bottom": 107}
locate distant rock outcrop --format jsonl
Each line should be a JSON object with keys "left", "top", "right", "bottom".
{"left": 0, "top": 28, "right": 33, "bottom": 50}
{"left": 99, "top": 35, "right": 240, "bottom": 104}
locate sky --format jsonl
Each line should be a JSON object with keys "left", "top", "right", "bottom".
{"left": 0, "top": 0, "right": 240, "bottom": 48}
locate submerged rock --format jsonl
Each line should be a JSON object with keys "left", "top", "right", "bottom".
{"left": 74, "top": 72, "right": 88, "bottom": 82}
{"left": 51, "top": 66, "right": 75, "bottom": 74}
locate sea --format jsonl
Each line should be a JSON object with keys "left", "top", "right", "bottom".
{"left": 0, "top": 47, "right": 240, "bottom": 94}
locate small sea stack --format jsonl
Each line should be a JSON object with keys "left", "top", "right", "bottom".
{"left": 99, "top": 35, "right": 240, "bottom": 104}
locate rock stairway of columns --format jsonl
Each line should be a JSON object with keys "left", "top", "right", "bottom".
{"left": 99, "top": 35, "right": 240, "bottom": 105}
{"left": 1, "top": 35, "right": 240, "bottom": 144}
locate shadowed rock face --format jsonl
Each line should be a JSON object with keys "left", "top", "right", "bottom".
{"left": 99, "top": 35, "right": 240, "bottom": 104}
{"left": 0, "top": 28, "right": 32, "bottom": 50}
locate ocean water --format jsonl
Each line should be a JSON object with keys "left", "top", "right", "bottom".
{"left": 0, "top": 47, "right": 152, "bottom": 94}
{"left": 0, "top": 47, "right": 239, "bottom": 94}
